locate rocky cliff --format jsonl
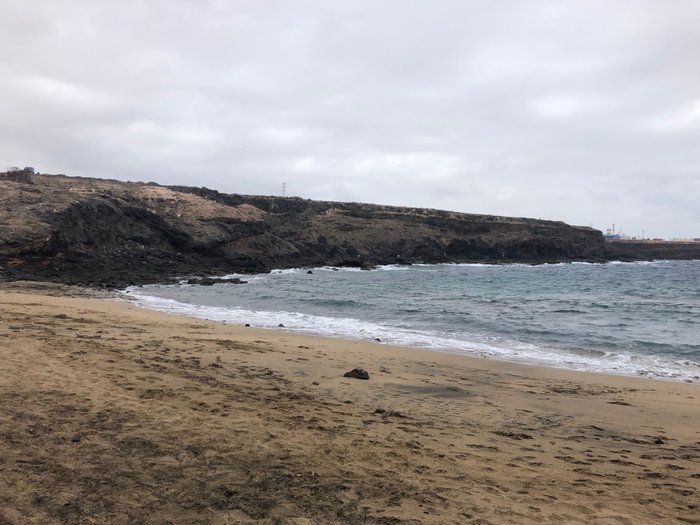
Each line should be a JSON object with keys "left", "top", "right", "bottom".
{"left": 605, "top": 239, "right": 700, "bottom": 261}
{"left": 0, "top": 170, "right": 624, "bottom": 287}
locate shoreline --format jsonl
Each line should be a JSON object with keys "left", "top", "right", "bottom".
{"left": 125, "top": 266, "right": 700, "bottom": 385}
{"left": 1, "top": 281, "right": 698, "bottom": 524}
{"left": 126, "top": 290, "right": 698, "bottom": 386}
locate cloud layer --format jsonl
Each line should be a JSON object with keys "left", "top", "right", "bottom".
{"left": 1, "top": 0, "right": 699, "bottom": 238}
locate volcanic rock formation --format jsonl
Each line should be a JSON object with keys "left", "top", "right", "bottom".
{"left": 4, "top": 170, "right": 691, "bottom": 287}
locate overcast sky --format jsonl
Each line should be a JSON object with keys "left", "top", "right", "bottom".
{"left": 1, "top": 1, "right": 699, "bottom": 238}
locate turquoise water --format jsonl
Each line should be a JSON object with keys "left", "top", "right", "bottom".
{"left": 126, "top": 260, "right": 700, "bottom": 382}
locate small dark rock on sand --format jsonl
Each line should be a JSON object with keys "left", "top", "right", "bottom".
{"left": 344, "top": 368, "right": 370, "bottom": 380}
{"left": 492, "top": 430, "right": 533, "bottom": 440}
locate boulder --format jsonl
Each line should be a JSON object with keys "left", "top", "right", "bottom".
{"left": 343, "top": 368, "right": 370, "bottom": 380}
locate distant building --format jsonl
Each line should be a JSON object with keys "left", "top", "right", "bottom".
{"left": 604, "top": 224, "right": 619, "bottom": 240}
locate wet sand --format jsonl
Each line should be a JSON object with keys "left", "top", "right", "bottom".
{"left": 0, "top": 282, "right": 698, "bottom": 524}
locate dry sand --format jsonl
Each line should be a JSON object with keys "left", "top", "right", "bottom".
{"left": 0, "top": 282, "right": 698, "bottom": 524}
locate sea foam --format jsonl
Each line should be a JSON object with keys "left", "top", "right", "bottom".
{"left": 124, "top": 278, "right": 700, "bottom": 383}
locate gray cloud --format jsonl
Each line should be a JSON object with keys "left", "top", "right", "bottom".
{"left": 1, "top": 0, "right": 699, "bottom": 238}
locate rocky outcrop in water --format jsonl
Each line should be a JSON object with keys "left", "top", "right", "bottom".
{"left": 0, "top": 170, "right": 649, "bottom": 287}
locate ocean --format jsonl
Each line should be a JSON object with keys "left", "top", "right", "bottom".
{"left": 125, "top": 260, "right": 700, "bottom": 383}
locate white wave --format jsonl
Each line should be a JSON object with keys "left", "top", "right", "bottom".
{"left": 605, "top": 260, "right": 670, "bottom": 266}
{"left": 374, "top": 264, "right": 413, "bottom": 271}
{"left": 123, "top": 289, "right": 700, "bottom": 383}
{"left": 269, "top": 268, "right": 305, "bottom": 275}
{"left": 316, "top": 266, "right": 365, "bottom": 272}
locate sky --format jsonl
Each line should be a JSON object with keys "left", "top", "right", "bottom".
{"left": 1, "top": 1, "right": 699, "bottom": 239}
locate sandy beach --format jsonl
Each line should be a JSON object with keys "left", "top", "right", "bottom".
{"left": 0, "top": 282, "right": 698, "bottom": 524}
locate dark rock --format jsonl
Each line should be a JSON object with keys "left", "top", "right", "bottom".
{"left": 654, "top": 437, "right": 665, "bottom": 445}
{"left": 188, "top": 277, "right": 215, "bottom": 286}
{"left": 344, "top": 368, "right": 370, "bottom": 380}
{"left": 374, "top": 408, "right": 406, "bottom": 418}
{"left": 71, "top": 434, "right": 81, "bottom": 443}
{"left": 374, "top": 338, "right": 381, "bottom": 342}
{"left": 306, "top": 270, "right": 313, "bottom": 274}
{"left": 606, "top": 240, "right": 700, "bottom": 261}
{"left": 244, "top": 323, "right": 250, "bottom": 327}
{"left": 335, "top": 260, "right": 376, "bottom": 271}
{"left": 492, "top": 430, "right": 533, "bottom": 440}
{"left": 186, "top": 277, "right": 247, "bottom": 286}
{"left": 278, "top": 323, "right": 285, "bottom": 328}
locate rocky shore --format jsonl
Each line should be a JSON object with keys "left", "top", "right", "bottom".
{"left": 1, "top": 170, "right": 698, "bottom": 287}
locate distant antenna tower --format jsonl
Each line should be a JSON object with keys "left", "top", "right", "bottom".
{"left": 282, "top": 182, "right": 287, "bottom": 198}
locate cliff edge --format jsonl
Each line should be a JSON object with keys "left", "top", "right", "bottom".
{"left": 0, "top": 170, "right": 622, "bottom": 286}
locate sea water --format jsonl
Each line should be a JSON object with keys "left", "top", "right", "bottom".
{"left": 125, "top": 260, "right": 700, "bottom": 383}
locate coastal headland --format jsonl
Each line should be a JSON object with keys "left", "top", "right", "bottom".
{"left": 0, "top": 282, "right": 698, "bottom": 524}
{"left": 3, "top": 170, "right": 698, "bottom": 288}
{"left": 6, "top": 169, "right": 699, "bottom": 288}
